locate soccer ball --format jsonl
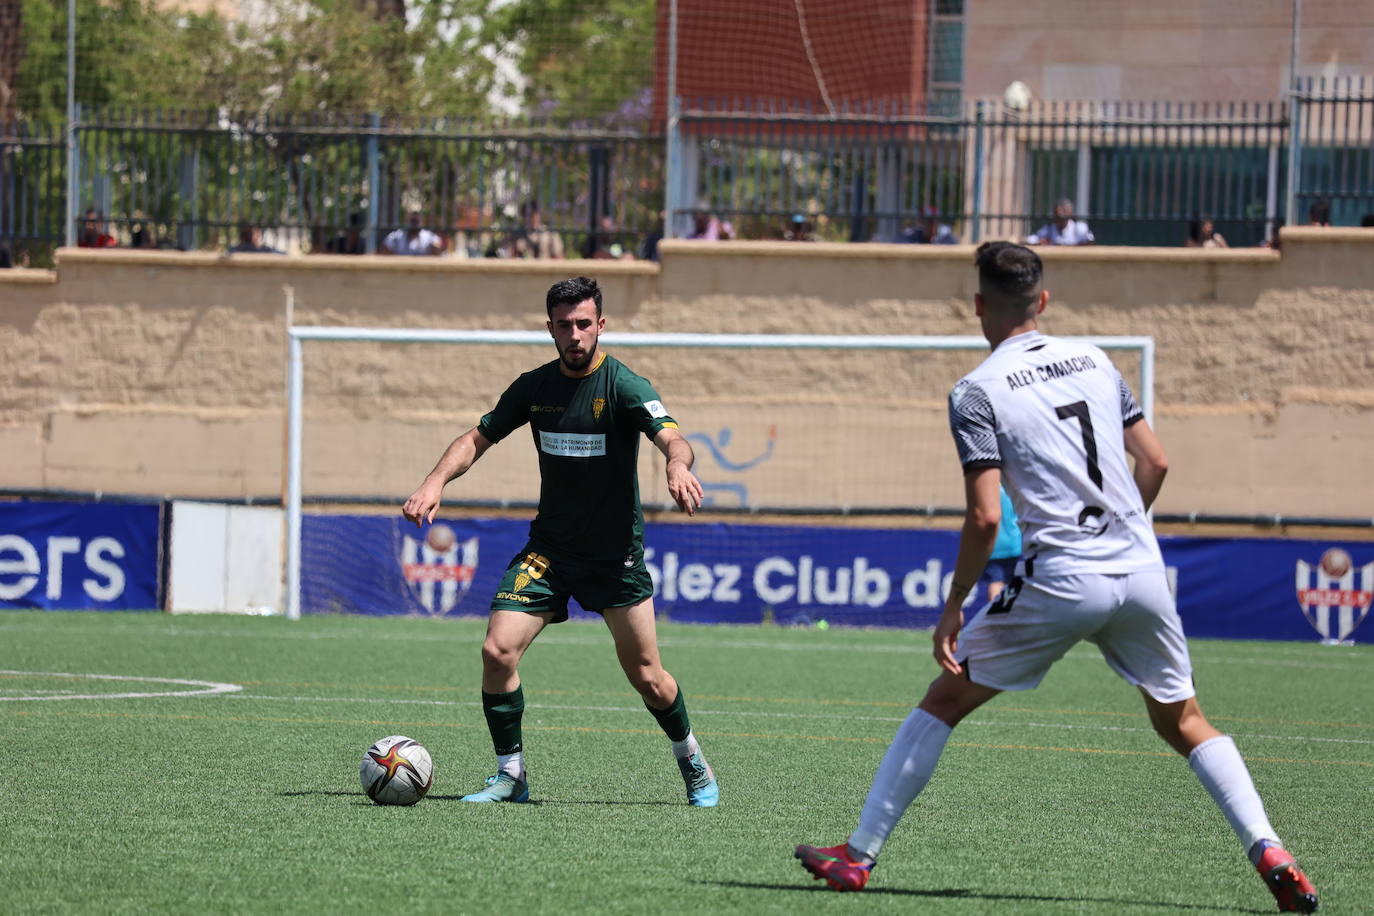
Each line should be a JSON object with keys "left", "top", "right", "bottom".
{"left": 425, "top": 523, "right": 456, "bottom": 553}
{"left": 360, "top": 735, "right": 434, "bottom": 805}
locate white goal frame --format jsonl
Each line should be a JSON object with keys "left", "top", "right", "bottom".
{"left": 284, "top": 327, "right": 1154, "bottom": 620}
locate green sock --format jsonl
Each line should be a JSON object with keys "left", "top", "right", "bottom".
{"left": 645, "top": 687, "right": 691, "bottom": 743}
{"left": 482, "top": 686, "right": 525, "bottom": 755}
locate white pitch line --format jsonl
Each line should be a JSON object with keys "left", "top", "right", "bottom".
{"left": 220, "top": 692, "right": 1374, "bottom": 747}
{"left": 0, "top": 670, "right": 243, "bottom": 701}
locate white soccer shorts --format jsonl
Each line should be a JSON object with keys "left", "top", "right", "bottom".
{"left": 954, "top": 569, "right": 1195, "bottom": 703}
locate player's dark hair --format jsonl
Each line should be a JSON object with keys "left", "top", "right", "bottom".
{"left": 546, "top": 276, "right": 603, "bottom": 316}
{"left": 975, "top": 241, "right": 1042, "bottom": 316}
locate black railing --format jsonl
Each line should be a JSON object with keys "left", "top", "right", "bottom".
{"left": 2, "top": 79, "right": 1372, "bottom": 266}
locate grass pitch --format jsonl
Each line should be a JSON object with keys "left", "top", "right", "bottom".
{"left": 1, "top": 611, "right": 1370, "bottom": 914}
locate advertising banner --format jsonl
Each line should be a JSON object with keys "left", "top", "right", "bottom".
{"left": 301, "top": 514, "right": 1372, "bottom": 644}
{"left": 0, "top": 502, "right": 162, "bottom": 610}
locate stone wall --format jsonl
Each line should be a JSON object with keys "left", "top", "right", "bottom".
{"left": 2, "top": 228, "right": 1371, "bottom": 521}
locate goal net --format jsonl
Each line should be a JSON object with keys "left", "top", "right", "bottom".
{"left": 284, "top": 326, "right": 1151, "bottom": 619}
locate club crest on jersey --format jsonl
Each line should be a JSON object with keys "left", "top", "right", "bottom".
{"left": 401, "top": 523, "right": 478, "bottom": 616}
{"left": 514, "top": 552, "right": 550, "bottom": 593}
{"left": 1294, "top": 548, "right": 1372, "bottom": 643}
{"left": 592, "top": 397, "right": 606, "bottom": 420}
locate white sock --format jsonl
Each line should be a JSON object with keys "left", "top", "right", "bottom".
{"left": 497, "top": 750, "right": 525, "bottom": 780}
{"left": 1188, "top": 735, "right": 1278, "bottom": 856}
{"left": 848, "top": 708, "right": 952, "bottom": 862}
{"left": 671, "top": 731, "right": 701, "bottom": 760}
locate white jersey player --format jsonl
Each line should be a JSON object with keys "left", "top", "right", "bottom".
{"left": 795, "top": 242, "right": 1318, "bottom": 915}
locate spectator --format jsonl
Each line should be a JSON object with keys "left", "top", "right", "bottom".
{"left": 228, "top": 223, "right": 284, "bottom": 254}
{"left": 640, "top": 211, "right": 666, "bottom": 261}
{"left": 1260, "top": 218, "right": 1285, "bottom": 252}
{"left": 326, "top": 213, "right": 367, "bottom": 255}
{"left": 77, "top": 209, "right": 118, "bottom": 248}
{"left": 1185, "top": 215, "right": 1228, "bottom": 248}
{"left": 382, "top": 211, "right": 445, "bottom": 256}
{"left": 128, "top": 211, "right": 157, "bottom": 249}
{"left": 510, "top": 200, "right": 565, "bottom": 260}
{"left": 1026, "top": 198, "right": 1094, "bottom": 246}
{"left": 898, "top": 206, "right": 959, "bottom": 244}
{"left": 688, "top": 200, "right": 734, "bottom": 240}
{"left": 783, "top": 213, "right": 815, "bottom": 242}
{"left": 1308, "top": 199, "right": 1332, "bottom": 227}
{"left": 582, "top": 214, "right": 635, "bottom": 260}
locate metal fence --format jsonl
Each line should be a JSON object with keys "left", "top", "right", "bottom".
{"left": 2, "top": 110, "right": 665, "bottom": 262}
{"left": 2, "top": 78, "right": 1372, "bottom": 265}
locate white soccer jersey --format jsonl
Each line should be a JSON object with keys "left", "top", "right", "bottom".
{"left": 948, "top": 330, "right": 1164, "bottom": 576}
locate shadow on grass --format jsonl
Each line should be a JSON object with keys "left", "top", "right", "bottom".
{"left": 279, "top": 790, "right": 468, "bottom": 802}
{"left": 278, "top": 791, "right": 680, "bottom": 806}
{"left": 701, "top": 880, "right": 1269, "bottom": 913}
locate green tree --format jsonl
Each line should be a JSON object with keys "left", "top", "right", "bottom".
{"left": 483, "top": 0, "right": 656, "bottom": 121}
{"left": 16, "top": 0, "right": 501, "bottom": 123}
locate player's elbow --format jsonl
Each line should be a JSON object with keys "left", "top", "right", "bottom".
{"left": 1142, "top": 449, "right": 1169, "bottom": 480}
{"left": 967, "top": 507, "right": 1001, "bottom": 539}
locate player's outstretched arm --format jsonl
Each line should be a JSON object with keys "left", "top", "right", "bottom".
{"left": 401, "top": 427, "right": 494, "bottom": 527}
{"left": 653, "top": 427, "right": 704, "bottom": 517}
{"left": 934, "top": 467, "right": 1002, "bottom": 675}
{"left": 1123, "top": 420, "right": 1169, "bottom": 510}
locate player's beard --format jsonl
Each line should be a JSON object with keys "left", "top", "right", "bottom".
{"left": 558, "top": 337, "right": 598, "bottom": 373}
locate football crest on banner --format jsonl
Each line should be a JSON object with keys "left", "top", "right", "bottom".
{"left": 401, "top": 523, "right": 478, "bottom": 616}
{"left": 1294, "top": 547, "right": 1372, "bottom": 643}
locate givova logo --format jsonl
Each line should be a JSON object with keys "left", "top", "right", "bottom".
{"left": 401, "top": 523, "right": 477, "bottom": 616}
{"left": 1295, "top": 547, "right": 1372, "bottom": 643}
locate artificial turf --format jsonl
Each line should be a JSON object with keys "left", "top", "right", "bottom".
{"left": 2, "top": 611, "right": 1369, "bottom": 914}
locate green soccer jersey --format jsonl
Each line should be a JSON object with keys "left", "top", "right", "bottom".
{"left": 477, "top": 352, "right": 678, "bottom": 563}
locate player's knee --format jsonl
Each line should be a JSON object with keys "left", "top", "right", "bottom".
{"left": 480, "top": 639, "right": 521, "bottom": 674}
{"left": 624, "top": 663, "right": 666, "bottom": 698}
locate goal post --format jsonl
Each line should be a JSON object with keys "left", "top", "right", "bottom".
{"left": 284, "top": 327, "right": 1154, "bottom": 620}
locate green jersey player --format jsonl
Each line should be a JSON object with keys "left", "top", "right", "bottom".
{"left": 402, "top": 276, "right": 718, "bottom": 807}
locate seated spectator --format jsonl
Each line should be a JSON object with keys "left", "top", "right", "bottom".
{"left": 1260, "top": 218, "right": 1285, "bottom": 252}
{"left": 640, "top": 211, "right": 665, "bottom": 261}
{"left": 1026, "top": 198, "right": 1094, "bottom": 246}
{"left": 382, "top": 211, "right": 445, "bottom": 255}
{"left": 129, "top": 218, "right": 156, "bottom": 249}
{"left": 326, "top": 213, "right": 367, "bottom": 254}
{"left": 1185, "top": 215, "right": 1228, "bottom": 248}
{"left": 688, "top": 200, "right": 734, "bottom": 240}
{"left": 228, "top": 223, "right": 284, "bottom": 254}
{"left": 897, "top": 206, "right": 959, "bottom": 244}
{"left": 77, "top": 209, "right": 118, "bottom": 248}
{"left": 1308, "top": 199, "right": 1332, "bottom": 227}
{"left": 508, "top": 200, "right": 564, "bottom": 260}
{"left": 783, "top": 213, "right": 814, "bottom": 242}
{"left": 582, "top": 215, "right": 635, "bottom": 260}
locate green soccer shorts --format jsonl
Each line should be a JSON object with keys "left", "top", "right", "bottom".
{"left": 490, "top": 542, "right": 654, "bottom": 622}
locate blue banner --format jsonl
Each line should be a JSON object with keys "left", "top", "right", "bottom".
{"left": 0, "top": 502, "right": 162, "bottom": 610}
{"left": 301, "top": 514, "right": 1373, "bottom": 644}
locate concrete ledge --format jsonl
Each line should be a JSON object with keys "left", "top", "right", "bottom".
{"left": 656, "top": 239, "right": 1281, "bottom": 263}
{"left": 53, "top": 247, "right": 660, "bottom": 275}
{"left": 1281, "top": 226, "right": 1374, "bottom": 243}
{"left": 0, "top": 267, "right": 58, "bottom": 285}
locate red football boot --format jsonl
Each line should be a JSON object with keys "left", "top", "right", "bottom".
{"left": 1253, "top": 840, "right": 1319, "bottom": 913}
{"left": 794, "top": 843, "right": 874, "bottom": 892}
